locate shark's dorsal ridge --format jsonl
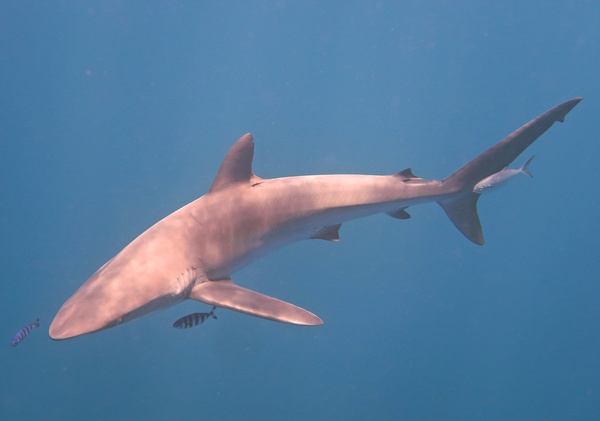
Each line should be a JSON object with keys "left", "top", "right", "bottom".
{"left": 209, "top": 133, "right": 256, "bottom": 193}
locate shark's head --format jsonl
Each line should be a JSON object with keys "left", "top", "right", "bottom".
{"left": 49, "top": 261, "right": 132, "bottom": 340}
{"left": 49, "top": 289, "right": 177, "bottom": 340}
{"left": 49, "top": 289, "right": 121, "bottom": 340}
{"left": 50, "top": 246, "right": 194, "bottom": 340}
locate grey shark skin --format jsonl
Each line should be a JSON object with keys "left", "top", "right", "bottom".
{"left": 49, "top": 98, "right": 582, "bottom": 340}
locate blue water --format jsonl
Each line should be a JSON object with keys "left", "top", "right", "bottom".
{"left": 1, "top": 2, "right": 598, "bottom": 420}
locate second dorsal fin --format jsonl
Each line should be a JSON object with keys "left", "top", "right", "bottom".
{"left": 395, "top": 168, "right": 416, "bottom": 179}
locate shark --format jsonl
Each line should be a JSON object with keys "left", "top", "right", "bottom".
{"left": 49, "top": 98, "right": 582, "bottom": 340}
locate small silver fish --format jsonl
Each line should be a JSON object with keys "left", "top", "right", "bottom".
{"left": 11, "top": 318, "right": 40, "bottom": 347}
{"left": 473, "top": 156, "right": 534, "bottom": 194}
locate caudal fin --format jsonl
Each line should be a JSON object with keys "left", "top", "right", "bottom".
{"left": 439, "top": 97, "right": 581, "bottom": 245}
{"left": 520, "top": 156, "right": 535, "bottom": 178}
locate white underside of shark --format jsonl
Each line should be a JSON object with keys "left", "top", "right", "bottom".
{"left": 49, "top": 98, "right": 582, "bottom": 340}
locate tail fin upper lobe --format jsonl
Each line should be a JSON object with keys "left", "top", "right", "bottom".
{"left": 439, "top": 97, "right": 581, "bottom": 245}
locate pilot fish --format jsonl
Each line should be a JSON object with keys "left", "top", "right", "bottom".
{"left": 11, "top": 318, "right": 40, "bottom": 347}
{"left": 173, "top": 307, "right": 217, "bottom": 329}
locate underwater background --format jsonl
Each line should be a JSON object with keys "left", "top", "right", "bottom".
{"left": 1, "top": 2, "right": 599, "bottom": 420}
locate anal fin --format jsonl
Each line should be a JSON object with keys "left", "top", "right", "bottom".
{"left": 311, "top": 224, "right": 341, "bottom": 241}
{"left": 387, "top": 207, "right": 411, "bottom": 219}
{"left": 189, "top": 279, "right": 323, "bottom": 326}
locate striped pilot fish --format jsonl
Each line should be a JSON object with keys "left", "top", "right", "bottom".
{"left": 11, "top": 318, "right": 40, "bottom": 347}
{"left": 173, "top": 307, "right": 217, "bottom": 329}
{"left": 473, "top": 156, "right": 535, "bottom": 194}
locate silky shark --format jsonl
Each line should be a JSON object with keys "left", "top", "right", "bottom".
{"left": 49, "top": 98, "right": 581, "bottom": 340}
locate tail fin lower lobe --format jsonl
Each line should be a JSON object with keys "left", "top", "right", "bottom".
{"left": 439, "top": 97, "right": 582, "bottom": 245}
{"left": 438, "top": 193, "right": 483, "bottom": 245}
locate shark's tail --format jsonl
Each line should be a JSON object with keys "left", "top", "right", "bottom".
{"left": 437, "top": 97, "right": 581, "bottom": 245}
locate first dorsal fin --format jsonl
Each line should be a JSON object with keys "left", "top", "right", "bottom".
{"left": 209, "top": 133, "right": 256, "bottom": 193}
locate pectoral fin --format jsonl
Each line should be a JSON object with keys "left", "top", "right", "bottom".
{"left": 189, "top": 279, "right": 323, "bottom": 326}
